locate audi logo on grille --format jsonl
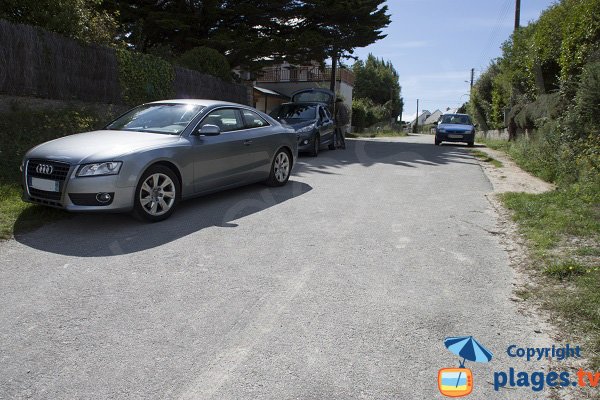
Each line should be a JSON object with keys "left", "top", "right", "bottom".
{"left": 36, "top": 164, "right": 54, "bottom": 175}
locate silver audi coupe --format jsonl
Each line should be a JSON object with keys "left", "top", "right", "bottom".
{"left": 21, "top": 100, "right": 298, "bottom": 221}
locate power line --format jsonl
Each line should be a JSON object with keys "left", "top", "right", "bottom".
{"left": 478, "top": 0, "right": 513, "bottom": 67}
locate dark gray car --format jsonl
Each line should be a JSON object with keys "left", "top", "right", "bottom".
{"left": 270, "top": 102, "right": 335, "bottom": 157}
{"left": 21, "top": 100, "right": 298, "bottom": 221}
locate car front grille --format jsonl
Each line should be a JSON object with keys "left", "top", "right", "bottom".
{"left": 26, "top": 159, "right": 71, "bottom": 204}
{"left": 27, "top": 159, "right": 71, "bottom": 180}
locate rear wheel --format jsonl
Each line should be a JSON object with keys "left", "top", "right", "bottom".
{"left": 265, "top": 149, "right": 291, "bottom": 187}
{"left": 133, "top": 165, "right": 180, "bottom": 222}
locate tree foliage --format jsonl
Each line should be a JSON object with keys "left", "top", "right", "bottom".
{"left": 103, "top": 0, "right": 390, "bottom": 71}
{"left": 176, "top": 46, "right": 232, "bottom": 82}
{"left": 351, "top": 54, "right": 403, "bottom": 128}
{"left": 0, "top": 0, "right": 118, "bottom": 46}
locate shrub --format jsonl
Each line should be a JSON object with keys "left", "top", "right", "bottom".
{"left": 352, "top": 97, "right": 389, "bottom": 132}
{"left": 176, "top": 47, "right": 232, "bottom": 82}
{"left": 116, "top": 49, "right": 175, "bottom": 105}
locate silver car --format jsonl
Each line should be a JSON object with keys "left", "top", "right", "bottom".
{"left": 21, "top": 100, "right": 298, "bottom": 221}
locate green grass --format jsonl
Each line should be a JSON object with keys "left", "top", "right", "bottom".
{"left": 469, "top": 149, "right": 504, "bottom": 168}
{"left": 544, "top": 260, "right": 590, "bottom": 279}
{"left": 477, "top": 137, "right": 511, "bottom": 152}
{"left": 576, "top": 246, "right": 600, "bottom": 257}
{"left": 501, "top": 187, "right": 600, "bottom": 251}
{"left": 347, "top": 130, "right": 408, "bottom": 138}
{"left": 0, "top": 183, "right": 68, "bottom": 240}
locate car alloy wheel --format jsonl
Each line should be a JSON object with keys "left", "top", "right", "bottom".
{"left": 274, "top": 151, "right": 290, "bottom": 183}
{"left": 266, "top": 149, "right": 291, "bottom": 187}
{"left": 133, "top": 165, "right": 180, "bottom": 222}
{"left": 140, "top": 173, "right": 176, "bottom": 216}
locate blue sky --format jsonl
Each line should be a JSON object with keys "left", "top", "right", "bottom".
{"left": 353, "top": 0, "right": 556, "bottom": 121}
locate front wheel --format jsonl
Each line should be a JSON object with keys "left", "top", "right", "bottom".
{"left": 265, "top": 149, "right": 292, "bottom": 187}
{"left": 467, "top": 141, "right": 474, "bottom": 147}
{"left": 132, "top": 165, "right": 180, "bottom": 222}
{"left": 435, "top": 138, "right": 441, "bottom": 146}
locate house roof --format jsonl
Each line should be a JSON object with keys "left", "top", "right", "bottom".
{"left": 411, "top": 110, "right": 432, "bottom": 125}
{"left": 254, "top": 86, "right": 289, "bottom": 99}
{"left": 424, "top": 110, "right": 443, "bottom": 125}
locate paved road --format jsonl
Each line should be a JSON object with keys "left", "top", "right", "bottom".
{"left": 1, "top": 135, "right": 551, "bottom": 399}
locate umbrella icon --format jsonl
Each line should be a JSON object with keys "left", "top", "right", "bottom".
{"left": 444, "top": 336, "right": 493, "bottom": 388}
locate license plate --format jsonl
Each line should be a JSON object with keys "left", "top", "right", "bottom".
{"left": 30, "top": 177, "right": 59, "bottom": 192}
{"left": 448, "top": 134, "right": 463, "bottom": 139}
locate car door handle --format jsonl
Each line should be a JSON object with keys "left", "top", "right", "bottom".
{"left": 243, "top": 140, "right": 253, "bottom": 145}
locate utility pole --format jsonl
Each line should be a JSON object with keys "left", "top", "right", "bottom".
{"left": 470, "top": 68, "right": 475, "bottom": 91}
{"left": 514, "top": 0, "right": 521, "bottom": 32}
{"left": 414, "top": 98, "right": 419, "bottom": 133}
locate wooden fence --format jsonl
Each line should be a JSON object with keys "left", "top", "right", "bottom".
{"left": 0, "top": 19, "right": 250, "bottom": 105}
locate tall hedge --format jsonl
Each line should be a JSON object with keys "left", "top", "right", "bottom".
{"left": 471, "top": 0, "right": 600, "bottom": 130}
{"left": 115, "top": 49, "right": 175, "bottom": 105}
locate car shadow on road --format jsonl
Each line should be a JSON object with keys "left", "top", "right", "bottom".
{"left": 14, "top": 181, "right": 312, "bottom": 257}
{"left": 294, "top": 137, "right": 479, "bottom": 176}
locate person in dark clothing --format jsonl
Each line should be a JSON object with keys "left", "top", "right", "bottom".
{"left": 334, "top": 98, "right": 349, "bottom": 149}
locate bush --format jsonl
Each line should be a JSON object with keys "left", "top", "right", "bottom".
{"left": 176, "top": 47, "right": 232, "bottom": 82}
{"left": 116, "top": 49, "right": 175, "bottom": 105}
{"left": 352, "top": 97, "right": 389, "bottom": 132}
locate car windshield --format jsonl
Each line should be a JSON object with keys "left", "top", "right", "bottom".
{"left": 440, "top": 114, "right": 472, "bottom": 125}
{"left": 271, "top": 104, "right": 317, "bottom": 121}
{"left": 106, "top": 103, "right": 205, "bottom": 135}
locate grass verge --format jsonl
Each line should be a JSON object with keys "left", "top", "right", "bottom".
{"left": 469, "top": 149, "right": 503, "bottom": 168}
{"left": 492, "top": 154, "right": 600, "bottom": 368}
{"left": 0, "top": 183, "right": 68, "bottom": 240}
{"left": 347, "top": 130, "right": 408, "bottom": 139}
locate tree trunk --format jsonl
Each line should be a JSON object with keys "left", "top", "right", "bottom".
{"left": 330, "top": 50, "right": 338, "bottom": 93}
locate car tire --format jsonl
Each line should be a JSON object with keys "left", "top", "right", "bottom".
{"left": 265, "top": 149, "right": 292, "bottom": 187}
{"left": 435, "top": 138, "right": 441, "bottom": 146}
{"left": 132, "top": 165, "right": 180, "bottom": 222}
{"left": 309, "top": 135, "right": 320, "bottom": 157}
{"left": 467, "top": 141, "right": 474, "bottom": 147}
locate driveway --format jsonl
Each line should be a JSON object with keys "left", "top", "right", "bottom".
{"left": 0, "top": 135, "right": 551, "bottom": 399}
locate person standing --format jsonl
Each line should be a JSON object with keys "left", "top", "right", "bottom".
{"left": 334, "top": 98, "right": 349, "bottom": 149}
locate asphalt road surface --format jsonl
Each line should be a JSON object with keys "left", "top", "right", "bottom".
{"left": 1, "top": 135, "right": 552, "bottom": 399}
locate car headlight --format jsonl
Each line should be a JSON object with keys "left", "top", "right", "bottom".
{"left": 296, "top": 124, "right": 316, "bottom": 134}
{"left": 438, "top": 128, "right": 446, "bottom": 133}
{"left": 77, "top": 162, "right": 122, "bottom": 177}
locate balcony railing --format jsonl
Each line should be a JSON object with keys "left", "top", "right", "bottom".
{"left": 257, "top": 65, "right": 355, "bottom": 86}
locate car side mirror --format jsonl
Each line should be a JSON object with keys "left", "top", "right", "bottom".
{"left": 197, "top": 124, "right": 220, "bottom": 136}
